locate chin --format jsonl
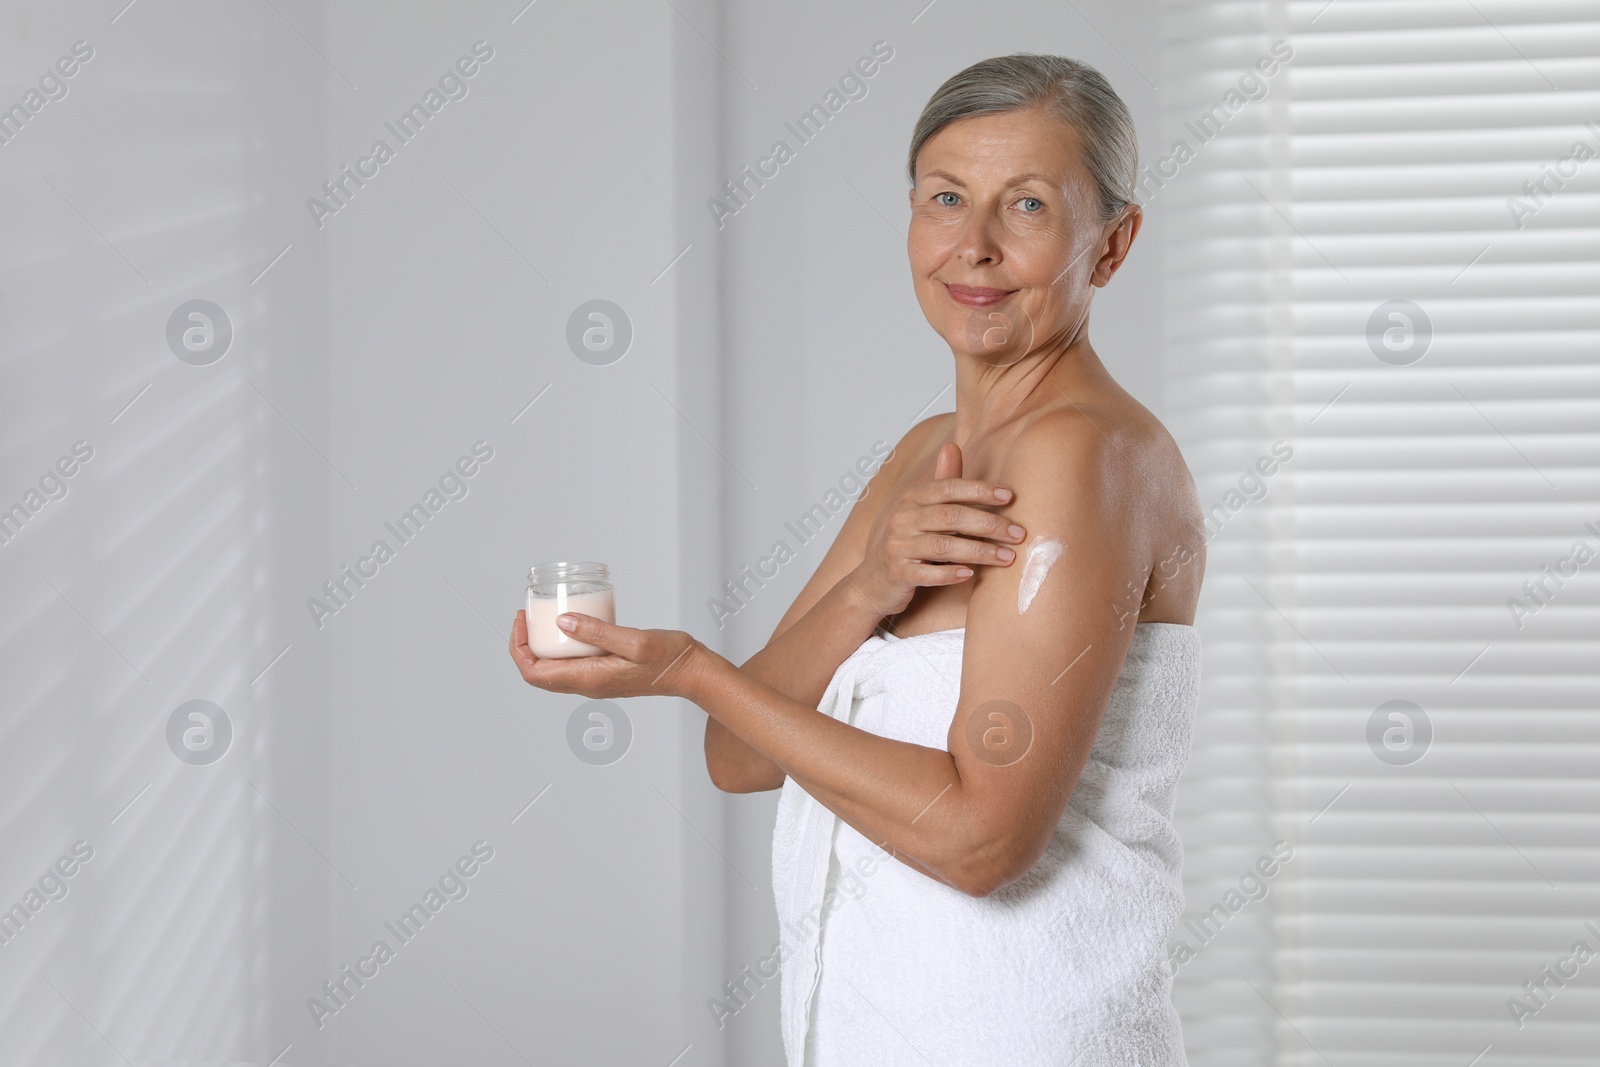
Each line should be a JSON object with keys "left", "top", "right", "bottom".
{"left": 942, "top": 333, "right": 1024, "bottom": 366}
{"left": 944, "top": 305, "right": 1036, "bottom": 364}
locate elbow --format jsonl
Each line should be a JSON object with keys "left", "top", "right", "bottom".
{"left": 708, "top": 768, "right": 762, "bottom": 794}
{"left": 956, "top": 873, "right": 998, "bottom": 899}
{"left": 950, "top": 778, "right": 1078, "bottom": 897}
{"left": 703, "top": 704, "right": 788, "bottom": 792}
{"left": 956, "top": 860, "right": 1013, "bottom": 899}
{"left": 705, "top": 758, "right": 748, "bottom": 793}
{"left": 953, "top": 829, "right": 1047, "bottom": 899}
{"left": 706, "top": 764, "right": 739, "bottom": 793}
{"left": 959, "top": 855, "right": 1032, "bottom": 899}
{"left": 706, "top": 754, "right": 784, "bottom": 794}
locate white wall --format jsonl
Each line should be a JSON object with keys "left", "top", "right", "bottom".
{"left": 1, "top": 0, "right": 725, "bottom": 1064}
{"left": 0, "top": 0, "right": 331, "bottom": 1059}
{"left": 319, "top": 0, "right": 723, "bottom": 1063}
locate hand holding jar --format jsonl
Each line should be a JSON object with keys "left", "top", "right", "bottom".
{"left": 510, "top": 561, "right": 714, "bottom": 700}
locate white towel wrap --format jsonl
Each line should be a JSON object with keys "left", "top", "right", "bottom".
{"left": 771, "top": 622, "right": 1201, "bottom": 1066}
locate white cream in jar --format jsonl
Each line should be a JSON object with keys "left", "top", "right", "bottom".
{"left": 526, "top": 561, "right": 615, "bottom": 658}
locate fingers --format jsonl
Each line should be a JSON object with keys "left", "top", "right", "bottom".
{"left": 509, "top": 610, "right": 532, "bottom": 665}
{"left": 516, "top": 656, "right": 577, "bottom": 692}
{"left": 913, "top": 475, "right": 1014, "bottom": 510}
{"left": 911, "top": 561, "right": 977, "bottom": 586}
{"left": 509, "top": 631, "right": 593, "bottom": 692}
{"left": 555, "top": 612, "right": 635, "bottom": 658}
{"left": 509, "top": 610, "right": 566, "bottom": 688}
{"left": 913, "top": 531, "right": 1019, "bottom": 569}
{"left": 910, "top": 497, "right": 1025, "bottom": 548}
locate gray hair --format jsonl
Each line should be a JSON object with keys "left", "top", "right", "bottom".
{"left": 907, "top": 53, "right": 1139, "bottom": 226}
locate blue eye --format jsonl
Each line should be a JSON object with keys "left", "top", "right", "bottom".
{"left": 1019, "top": 197, "right": 1043, "bottom": 212}
{"left": 936, "top": 192, "right": 960, "bottom": 207}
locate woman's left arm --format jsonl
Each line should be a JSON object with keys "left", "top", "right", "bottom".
{"left": 511, "top": 415, "right": 1152, "bottom": 897}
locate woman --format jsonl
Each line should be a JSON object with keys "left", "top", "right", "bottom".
{"left": 510, "top": 53, "right": 1205, "bottom": 1066}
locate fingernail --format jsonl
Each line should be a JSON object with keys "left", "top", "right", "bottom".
{"left": 1008, "top": 524, "right": 1025, "bottom": 540}
{"left": 997, "top": 547, "right": 1015, "bottom": 562}
{"left": 995, "top": 488, "right": 1013, "bottom": 501}
{"left": 557, "top": 614, "right": 578, "bottom": 631}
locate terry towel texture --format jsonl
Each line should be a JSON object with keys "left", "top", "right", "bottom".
{"left": 771, "top": 622, "right": 1201, "bottom": 1066}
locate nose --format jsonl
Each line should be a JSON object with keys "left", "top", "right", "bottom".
{"left": 956, "top": 205, "right": 1002, "bottom": 267}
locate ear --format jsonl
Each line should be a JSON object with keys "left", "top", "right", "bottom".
{"left": 1090, "top": 206, "right": 1142, "bottom": 288}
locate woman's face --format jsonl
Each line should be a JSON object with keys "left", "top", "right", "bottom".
{"left": 907, "top": 105, "right": 1135, "bottom": 366}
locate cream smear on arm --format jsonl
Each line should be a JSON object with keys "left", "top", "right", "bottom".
{"left": 1016, "top": 537, "right": 1066, "bottom": 614}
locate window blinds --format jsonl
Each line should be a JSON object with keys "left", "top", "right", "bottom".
{"left": 1162, "top": 1, "right": 1600, "bottom": 1064}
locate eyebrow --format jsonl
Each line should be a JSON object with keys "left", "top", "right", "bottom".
{"left": 918, "top": 169, "right": 1057, "bottom": 188}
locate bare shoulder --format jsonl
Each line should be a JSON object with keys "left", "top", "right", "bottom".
{"left": 994, "top": 397, "right": 1205, "bottom": 620}
{"left": 1019, "top": 396, "right": 1197, "bottom": 510}
{"left": 998, "top": 400, "right": 1166, "bottom": 484}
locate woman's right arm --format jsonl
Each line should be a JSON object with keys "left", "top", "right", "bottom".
{"left": 702, "top": 428, "right": 926, "bottom": 793}
{"left": 704, "top": 580, "right": 890, "bottom": 792}
{"left": 704, "top": 414, "right": 1024, "bottom": 792}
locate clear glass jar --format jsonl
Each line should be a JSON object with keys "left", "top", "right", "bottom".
{"left": 526, "top": 561, "right": 615, "bottom": 658}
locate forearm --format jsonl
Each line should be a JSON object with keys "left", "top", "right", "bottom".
{"left": 741, "top": 571, "right": 888, "bottom": 705}
{"left": 689, "top": 650, "right": 985, "bottom": 893}
{"left": 705, "top": 572, "right": 888, "bottom": 792}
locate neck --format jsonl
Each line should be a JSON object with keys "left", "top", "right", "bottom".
{"left": 950, "top": 329, "right": 1105, "bottom": 450}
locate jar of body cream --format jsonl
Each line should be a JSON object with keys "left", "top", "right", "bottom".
{"left": 526, "top": 561, "right": 615, "bottom": 658}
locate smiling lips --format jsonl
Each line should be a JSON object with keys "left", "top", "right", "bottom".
{"left": 944, "top": 282, "right": 1017, "bottom": 308}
